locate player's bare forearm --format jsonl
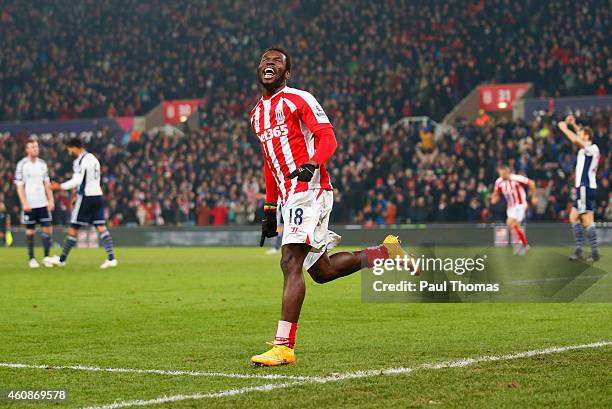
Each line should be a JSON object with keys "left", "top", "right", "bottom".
{"left": 558, "top": 121, "right": 585, "bottom": 148}
{"left": 490, "top": 191, "right": 499, "bottom": 205}
{"left": 528, "top": 180, "right": 536, "bottom": 192}
{"left": 44, "top": 181, "right": 55, "bottom": 208}
{"left": 528, "top": 180, "right": 538, "bottom": 205}
{"left": 16, "top": 185, "right": 29, "bottom": 210}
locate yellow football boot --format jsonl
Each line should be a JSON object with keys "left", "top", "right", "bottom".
{"left": 383, "top": 235, "right": 420, "bottom": 275}
{"left": 251, "top": 343, "right": 296, "bottom": 366}
{"left": 383, "top": 234, "right": 407, "bottom": 258}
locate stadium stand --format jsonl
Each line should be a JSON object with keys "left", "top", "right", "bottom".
{"left": 0, "top": 0, "right": 609, "bottom": 225}
{"left": 1, "top": 110, "right": 609, "bottom": 225}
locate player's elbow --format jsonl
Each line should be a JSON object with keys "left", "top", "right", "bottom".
{"left": 328, "top": 135, "right": 338, "bottom": 156}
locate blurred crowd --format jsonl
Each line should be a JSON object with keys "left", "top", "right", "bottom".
{"left": 335, "top": 110, "right": 611, "bottom": 226}
{"left": 1, "top": 0, "right": 609, "bottom": 123}
{"left": 1, "top": 109, "right": 610, "bottom": 226}
{"left": 0, "top": 0, "right": 610, "bottom": 226}
{"left": 0, "top": 120, "right": 264, "bottom": 226}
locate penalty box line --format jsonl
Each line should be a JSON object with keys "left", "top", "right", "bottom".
{"left": 80, "top": 340, "right": 611, "bottom": 409}
{"left": 0, "top": 362, "right": 312, "bottom": 381}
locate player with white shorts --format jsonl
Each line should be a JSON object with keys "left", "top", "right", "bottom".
{"left": 491, "top": 165, "right": 537, "bottom": 255}
{"left": 14, "top": 139, "right": 57, "bottom": 268}
{"left": 251, "top": 47, "right": 406, "bottom": 366}
{"left": 506, "top": 204, "right": 527, "bottom": 224}
{"left": 49, "top": 138, "right": 118, "bottom": 269}
{"left": 281, "top": 189, "right": 341, "bottom": 270}
{"left": 558, "top": 115, "right": 600, "bottom": 262}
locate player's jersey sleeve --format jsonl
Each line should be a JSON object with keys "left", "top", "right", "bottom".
{"left": 61, "top": 156, "right": 86, "bottom": 190}
{"left": 584, "top": 144, "right": 600, "bottom": 157}
{"left": 287, "top": 89, "right": 332, "bottom": 133}
{"left": 511, "top": 174, "right": 529, "bottom": 186}
{"left": 263, "top": 159, "right": 279, "bottom": 203}
{"left": 14, "top": 159, "right": 24, "bottom": 186}
{"left": 494, "top": 178, "right": 502, "bottom": 192}
{"left": 41, "top": 160, "right": 50, "bottom": 182}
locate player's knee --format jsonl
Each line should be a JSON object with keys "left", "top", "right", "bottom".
{"left": 280, "top": 250, "right": 304, "bottom": 276}
{"left": 280, "top": 252, "right": 296, "bottom": 274}
{"left": 308, "top": 262, "right": 335, "bottom": 284}
{"left": 309, "top": 270, "right": 331, "bottom": 284}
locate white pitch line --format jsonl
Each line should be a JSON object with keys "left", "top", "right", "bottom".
{"left": 81, "top": 340, "right": 611, "bottom": 409}
{"left": 0, "top": 362, "right": 312, "bottom": 381}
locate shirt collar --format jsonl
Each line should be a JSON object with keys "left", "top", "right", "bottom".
{"left": 261, "top": 86, "right": 286, "bottom": 102}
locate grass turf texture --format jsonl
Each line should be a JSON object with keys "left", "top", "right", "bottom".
{"left": 0, "top": 246, "right": 610, "bottom": 408}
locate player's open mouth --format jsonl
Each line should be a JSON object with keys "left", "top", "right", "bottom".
{"left": 263, "top": 67, "right": 275, "bottom": 80}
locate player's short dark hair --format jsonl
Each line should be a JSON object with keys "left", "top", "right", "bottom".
{"left": 25, "top": 138, "right": 37, "bottom": 147}
{"left": 66, "top": 137, "right": 83, "bottom": 148}
{"left": 582, "top": 127, "right": 593, "bottom": 139}
{"left": 264, "top": 46, "right": 291, "bottom": 73}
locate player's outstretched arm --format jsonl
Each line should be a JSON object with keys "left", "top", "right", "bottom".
{"left": 558, "top": 120, "right": 585, "bottom": 149}
{"left": 56, "top": 170, "right": 84, "bottom": 191}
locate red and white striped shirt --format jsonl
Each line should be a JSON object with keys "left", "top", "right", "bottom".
{"left": 494, "top": 174, "right": 529, "bottom": 208}
{"left": 250, "top": 86, "right": 333, "bottom": 204}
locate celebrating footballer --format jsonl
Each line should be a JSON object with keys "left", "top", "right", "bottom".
{"left": 249, "top": 47, "right": 406, "bottom": 366}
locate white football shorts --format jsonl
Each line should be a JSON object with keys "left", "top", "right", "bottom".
{"left": 282, "top": 189, "right": 341, "bottom": 270}
{"left": 506, "top": 205, "right": 527, "bottom": 223}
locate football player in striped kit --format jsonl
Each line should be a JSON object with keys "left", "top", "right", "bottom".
{"left": 14, "top": 139, "right": 57, "bottom": 268}
{"left": 49, "top": 138, "right": 118, "bottom": 268}
{"left": 249, "top": 47, "right": 406, "bottom": 366}
{"left": 558, "top": 115, "right": 600, "bottom": 262}
{"left": 490, "top": 165, "right": 537, "bottom": 255}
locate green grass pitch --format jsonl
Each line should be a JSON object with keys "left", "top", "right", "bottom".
{"left": 0, "top": 246, "right": 610, "bottom": 408}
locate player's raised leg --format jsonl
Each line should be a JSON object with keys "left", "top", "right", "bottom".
{"left": 307, "top": 235, "right": 407, "bottom": 284}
